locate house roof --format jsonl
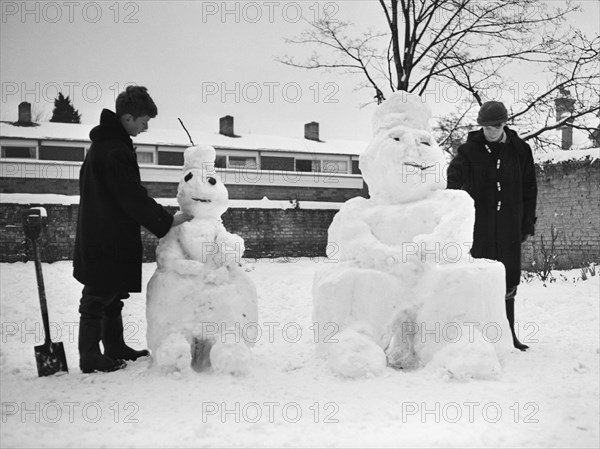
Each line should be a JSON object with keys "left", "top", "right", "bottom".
{"left": 0, "top": 121, "right": 368, "bottom": 156}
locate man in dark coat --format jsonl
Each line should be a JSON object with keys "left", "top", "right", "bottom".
{"left": 447, "top": 101, "right": 537, "bottom": 351}
{"left": 74, "top": 86, "right": 190, "bottom": 373}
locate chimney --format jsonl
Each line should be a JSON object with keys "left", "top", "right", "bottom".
{"left": 18, "top": 102, "right": 32, "bottom": 124}
{"left": 554, "top": 88, "right": 576, "bottom": 151}
{"left": 219, "top": 115, "right": 235, "bottom": 137}
{"left": 304, "top": 121, "right": 320, "bottom": 141}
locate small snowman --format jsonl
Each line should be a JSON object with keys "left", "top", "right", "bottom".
{"left": 312, "top": 92, "right": 513, "bottom": 378}
{"left": 146, "top": 145, "right": 258, "bottom": 375}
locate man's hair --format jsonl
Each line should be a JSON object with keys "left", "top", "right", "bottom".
{"left": 115, "top": 86, "right": 158, "bottom": 119}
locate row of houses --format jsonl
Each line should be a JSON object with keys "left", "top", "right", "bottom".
{"left": 1, "top": 102, "right": 368, "bottom": 202}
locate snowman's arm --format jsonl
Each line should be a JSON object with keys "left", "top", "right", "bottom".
{"left": 156, "top": 226, "right": 205, "bottom": 275}
{"left": 215, "top": 227, "right": 245, "bottom": 266}
{"left": 438, "top": 192, "right": 476, "bottom": 247}
{"left": 156, "top": 228, "right": 184, "bottom": 266}
{"left": 176, "top": 222, "right": 213, "bottom": 262}
{"left": 414, "top": 190, "right": 475, "bottom": 256}
{"left": 329, "top": 201, "right": 399, "bottom": 264}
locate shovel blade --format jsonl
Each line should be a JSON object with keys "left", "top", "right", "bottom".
{"left": 34, "top": 341, "right": 68, "bottom": 377}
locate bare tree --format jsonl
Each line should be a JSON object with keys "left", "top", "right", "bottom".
{"left": 279, "top": 0, "right": 599, "bottom": 152}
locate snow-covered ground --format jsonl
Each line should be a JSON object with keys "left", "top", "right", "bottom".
{"left": 1, "top": 259, "right": 598, "bottom": 448}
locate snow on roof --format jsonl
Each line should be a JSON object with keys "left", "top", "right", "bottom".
{"left": 1, "top": 121, "right": 90, "bottom": 142}
{"left": 0, "top": 121, "right": 367, "bottom": 156}
{"left": 534, "top": 147, "right": 599, "bottom": 164}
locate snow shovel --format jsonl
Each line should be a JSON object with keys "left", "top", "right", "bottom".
{"left": 22, "top": 208, "right": 69, "bottom": 377}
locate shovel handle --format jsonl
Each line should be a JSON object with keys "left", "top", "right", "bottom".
{"left": 22, "top": 209, "right": 52, "bottom": 345}
{"left": 29, "top": 238, "right": 52, "bottom": 345}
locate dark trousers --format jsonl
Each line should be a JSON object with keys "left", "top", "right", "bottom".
{"left": 79, "top": 286, "right": 129, "bottom": 319}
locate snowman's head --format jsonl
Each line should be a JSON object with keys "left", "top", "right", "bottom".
{"left": 360, "top": 92, "right": 446, "bottom": 204}
{"left": 177, "top": 145, "right": 229, "bottom": 219}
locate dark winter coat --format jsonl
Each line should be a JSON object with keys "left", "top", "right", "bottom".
{"left": 73, "top": 109, "right": 173, "bottom": 293}
{"left": 447, "top": 127, "right": 537, "bottom": 287}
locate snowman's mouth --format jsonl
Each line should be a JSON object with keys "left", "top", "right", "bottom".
{"left": 192, "top": 198, "right": 211, "bottom": 203}
{"left": 403, "top": 162, "right": 435, "bottom": 171}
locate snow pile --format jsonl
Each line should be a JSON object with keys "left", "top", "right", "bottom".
{"left": 158, "top": 196, "right": 344, "bottom": 211}
{"left": 0, "top": 193, "right": 344, "bottom": 210}
{"left": 0, "top": 261, "right": 598, "bottom": 447}
{"left": 313, "top": 91, "right": 513, "bottom": 378}
{"left": 0, "top": 193, "right": 82, "bottom": 205}
{"left": 146, "top": 145, "right": 258, "bottom": 374}
{"left": 535, "top": 147, "right": 599, "bottom": 165}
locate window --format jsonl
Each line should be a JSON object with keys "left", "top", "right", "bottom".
{"left": 322, "top": 160, "right": 348, "bottom": 174}
{"left": 261, "top": 156, "right": 294, "bottom": 171}
{"left": 295, "top": 159, "right": 320, "bottom": 172}
{"left": 39, "top": 146, "right": 84, "bottom": 162}
{"left": 158, "top": 151, "right": 184, "bottom": 166}
{"left": 215, "top": 155, "right": 226, "bottom": 168}
{"left": 1, "top": 146, "right": 35, "bottom": 158}
{"left": 136, "top": 152, "right": 154, "bottom": 164}
{"left": 228, "top": 156, "right": 257, "bottom": 169}
{"left": 352, "top": 160, "right": 361, "bottom": 174}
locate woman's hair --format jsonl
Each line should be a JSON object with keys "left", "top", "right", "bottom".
{"left": 115, "top": 86, "right": 158, "bottom": 119}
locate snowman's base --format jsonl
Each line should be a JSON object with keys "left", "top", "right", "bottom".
{"left": 153, "top": 333, "right": 192, "bottom": 372}
{"left": 152, "top": 333, "right": 252, "bottom": 375}
{"left": 321, "top": 329, "right": 387, "bottom": 378}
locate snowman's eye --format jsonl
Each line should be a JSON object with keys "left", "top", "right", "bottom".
{"left": 208, "top": 177, "right": 217, "bottom": 186}
{"left": 420, "top": 140, "right": 431, "bottom": 146}
{"left": 393, "top": 137, "right": 400, "bottom": 142}
{"left": 184, "top": 172, "right": 193, "bottom": 182}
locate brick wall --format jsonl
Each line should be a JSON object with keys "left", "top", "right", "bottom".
{"left": 2, "top": 158, "right": 598, "bottom": 269}
{"left": 0, "top": 178, "right": 76, "bottom": 194}
{"left": 521, "top": 158, "right": 600, "bottom": 270}
{"left": 1, "top": 204, "right": 336, "bottom": 263}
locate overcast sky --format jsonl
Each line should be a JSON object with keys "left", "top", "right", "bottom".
{"left": 1, "top": 0, "right": 598, "bottom": 144}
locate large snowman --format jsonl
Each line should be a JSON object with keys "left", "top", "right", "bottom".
{"left": 313, "top": 92, "right": 513, "bottom": 379}
{"left": 146, "top": 145, "right": 258, "bottom": 375}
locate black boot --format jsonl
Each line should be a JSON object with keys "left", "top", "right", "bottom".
{"left": 506, "top": 297, "right": 529, "bottom": 351}
{"left": 102, "top": 300, "right": 149, "bottom": 361}
{"left": 79, "top": 316, "right": 127, "bottom": 373}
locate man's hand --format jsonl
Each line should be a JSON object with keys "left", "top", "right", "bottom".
{"left": 171, "top": 212, "right": 193, "bottom": 227}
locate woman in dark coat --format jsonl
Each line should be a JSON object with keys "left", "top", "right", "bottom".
{"left": 74, "top": 86, "right": 190, "bottom": 373}
{"left": 447, "top": 101, "right": 537, "bottom": 351}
